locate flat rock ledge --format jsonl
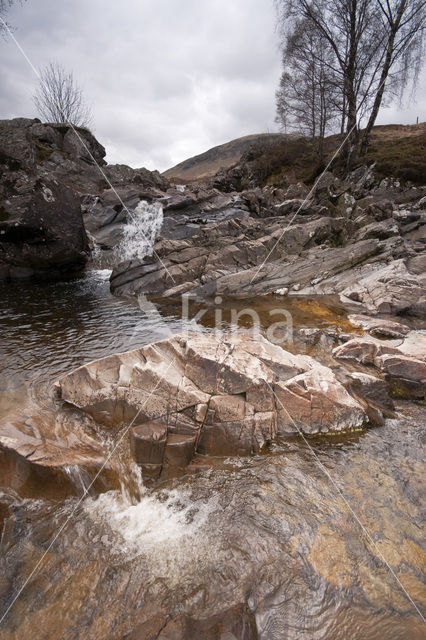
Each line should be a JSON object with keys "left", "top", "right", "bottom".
{"left": 333, "top": 331, "right": 426, "bottom": 399}
{"left": 56, "top": 332, "right": 367, "bottom": 478}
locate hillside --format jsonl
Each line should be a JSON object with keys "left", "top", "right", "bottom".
{"left": 163, "top": 133, "right": 292, "bottom": 183}
{"left": 163, "top": 123, "right": 426, "bottom": 187}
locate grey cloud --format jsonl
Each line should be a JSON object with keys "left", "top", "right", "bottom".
{"left": 1, "top": 0, "right": 425, "bottom": 172}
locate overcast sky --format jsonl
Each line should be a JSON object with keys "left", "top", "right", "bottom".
{"left": 1, "top": 0, "right": 425, "bottom": 172}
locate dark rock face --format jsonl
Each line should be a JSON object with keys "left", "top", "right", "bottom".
{"left": 0, "top": 117, "right": 107, "bottom": 193}
{"left": 0, "top": 174, "right": 89, "bottom": 280}
{"left": 103, "top": 164, "right": 169, "bottom": 191}
{"left": 125, "top": 603, "right": 258, "bottom": 640}
{"left": 0, "top": 118, "right": 104, "bottom": 279}
{"left": 0, "top": 118, "right": 173, "bottom": 277}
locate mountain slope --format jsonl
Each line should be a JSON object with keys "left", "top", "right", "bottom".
{"left": 163, "top": 133, "right": 291, "bottom": 183}
{"left": 163, "top": 124, "right": 426, "bottom": 186}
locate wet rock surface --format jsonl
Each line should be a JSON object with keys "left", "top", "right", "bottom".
{"left": 1, "top": 271, "right": 425, "bottom": 640}
{"left": 125, "top": 604, "right": 258, "bottom": 640}
{"left": 333, "top": 332, "right": 426, "bottom": 399}
{"left": 56, "top": 332, "right": 368, "bottom": 477}
{"left": 109, "top": 170, "right": 426, "bottom": 315}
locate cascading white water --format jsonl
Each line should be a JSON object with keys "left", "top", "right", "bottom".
{"left": 114, "top": 200, "right": 163, "bottom": 262}
{"left": 84, "top": 462, "right": 215, "bottom": 560}
{"left": 87, "top": 230, "right": 103, "bottom": 267}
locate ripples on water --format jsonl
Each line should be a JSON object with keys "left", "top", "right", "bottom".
{"left": 0, "top": 270, "right": 180, "bottom": 387}
{"left": 0, "top": 271, "right": 425, "bottom": 639}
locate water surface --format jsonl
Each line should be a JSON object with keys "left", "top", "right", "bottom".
{"left": 0, "top": 271, "right": 424, "bottom": 639}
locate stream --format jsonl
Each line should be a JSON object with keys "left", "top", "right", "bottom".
{"left": 0, "top": 270, "right": 425, "bottom": 639}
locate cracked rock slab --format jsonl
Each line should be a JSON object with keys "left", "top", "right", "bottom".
{"left": 56, "top": 332, "right": 368, "bottom": 476}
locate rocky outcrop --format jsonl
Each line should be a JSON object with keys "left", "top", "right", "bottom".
{"left": 333, "top": 332, "right": 426, "bottom": 399}
{"left": 56, "top": 333, "right": 367, "bottom": 478}
{"left": 0, "top": 118, "right": 173, "bottom": 276}
{"left": 347, "top": 314, "right": 411, "bottom": 339}
{"left": 340, "top": 256, "right": 426, "bottom": 316}
{"left": 109, "top": 213, "right": 361, "bottom": 297}
{"left": 109, "top": 170, "right": 426, "bottom": 313}
{"left": 0, "top": 117, "right": 107, "bottom": 193}
{"left": 0, "top": 118, "right": 104, "bottom": 279}
{"left": 0, "top": 175, "right": 89, "bottom": 280}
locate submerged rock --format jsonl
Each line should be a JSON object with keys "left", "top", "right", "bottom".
{"left": 125, "top": 603, "right": 258, "bottom": 640}
{"left": 56, "top": 333, "right": 368, "bottom": 477}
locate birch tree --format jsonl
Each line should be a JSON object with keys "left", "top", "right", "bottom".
{"left": 276, "top": 0, "right": 425, "bottom": 163}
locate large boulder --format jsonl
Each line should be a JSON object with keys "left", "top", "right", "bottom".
{"left": 0, "top": 175, "right": 89, "bottom": 280}
{"left": 0, "top": 118, "right": 108, "bottom": 279}
{"left": 0, "top": 118, "right": 106, "bottom": 169}
{"left": 345, "top": 372, "right": 396, "bottom": 426}
{"left": 0, "top": 117, "right": 107, "bottom": 195}
{"left": 56, "top": 333, "right": 367, "bottom": 477}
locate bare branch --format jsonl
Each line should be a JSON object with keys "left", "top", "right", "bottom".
{"left": 33, "top": 62, "right": 93, "bottom": 129}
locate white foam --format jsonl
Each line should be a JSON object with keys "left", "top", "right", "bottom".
{"left": 84, "top": 478, "right": 215, "bottom": 558}
{"left": 90, "top": 269, "right": 113, "bottom": 278}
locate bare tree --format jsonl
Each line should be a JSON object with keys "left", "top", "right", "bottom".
{"left": 0, "top": 0, "right": 25, "bottom": 34}
{"left": 360, "top": 0, "right": 426, "bottom": 153}
{"left": 0, "top": 0, "right": 25, "bottom": 35}
{"left": 276, "top": 19, "right": 341, "bottom": 161}
{"left": 276, "top": 0, "right": 425, "bottom": 163}
{"left": 33, "top": 62, "right": 93, "bottom": 129}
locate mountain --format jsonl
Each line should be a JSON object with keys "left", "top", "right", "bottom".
{"left": 163, "top": 133, "right": 292, "bottom": 183}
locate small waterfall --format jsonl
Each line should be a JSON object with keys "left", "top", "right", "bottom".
{"left": 84, "top": 463, "right": 215, "bottom": 559}
{"left": 86, "top": 231, "right": 102, "bottom": 267}
{"left": 114, "top": 200, "right": 163, "bottom": 263}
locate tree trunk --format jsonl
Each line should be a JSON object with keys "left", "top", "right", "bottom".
{"left": 343, "top": 79, "right": 359, "bottom": 168}
{"left": 360, "top": 35, "right": 398, "bottom": 155}
{"left": 342, "top": 0, "right": 360, "bottom": 168}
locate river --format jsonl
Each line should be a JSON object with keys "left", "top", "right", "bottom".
{"left": 0, "top": 270, "right": 425, "bottom": 639}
